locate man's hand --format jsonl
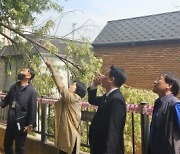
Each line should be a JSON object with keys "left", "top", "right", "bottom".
{"left": 93, "top": 75, "right": 104, "bottom": 86}
{"left": 23, "top": 125, "right": 33, "bottom": 133}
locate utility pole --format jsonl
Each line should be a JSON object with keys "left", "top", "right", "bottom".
{"left": 72, "top": 23, "right": 76, "bottom": 40}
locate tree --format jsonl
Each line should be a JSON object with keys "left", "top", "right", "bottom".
{"left": 66, "top": 38, "right": 102, "bottom": 85}
{"left": 0, "top": 0, "right": 62, "bottom": 27}
{"left": 0, "top": 2, "right": 103, "bottom": 147}
{"left": 0, "top": 0, "right": 102, "bottom": 96}
{"left": 0, "top": 0, "right": 62, "bottom": 70}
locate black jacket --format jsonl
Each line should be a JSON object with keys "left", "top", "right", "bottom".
{"left": 0, "top": 82, "right": 37, "bottom": 127}
{"left": 88, "top": 88, "right": 126, "bottom": 154}
{"left": 147, "top": 95, "right": 180, "bottom": 154}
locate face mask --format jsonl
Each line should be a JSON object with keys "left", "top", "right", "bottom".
{"left": 17, "top": 73, "right": 25, "bottom": 80}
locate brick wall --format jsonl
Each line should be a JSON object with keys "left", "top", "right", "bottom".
{"left": 94, "top": 43, "right": 180, "bottom": 90}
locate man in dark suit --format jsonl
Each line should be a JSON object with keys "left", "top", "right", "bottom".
{"left": 88, "top": 65, "right": 127, "bottom": 154}
{"left": 0, "top": 68, "right": 37, "bottom": 154}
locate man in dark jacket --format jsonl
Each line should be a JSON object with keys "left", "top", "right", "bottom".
{"left": 88, "top": 65, "right": 127, "bottom": 154}
{"left": 0, "top": 68, "right": 37, "bottom": 154}
{"left": 147, "top": 72, "right": 180, "bottom": 154}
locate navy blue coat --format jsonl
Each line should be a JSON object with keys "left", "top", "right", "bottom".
{"left": 147, "top": 95, "right": 180, "bottom": 154}
{"left": 0, "top": 82, "right": 37, "bottom": 128}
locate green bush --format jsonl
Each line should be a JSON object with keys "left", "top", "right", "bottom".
{"left": 121, "top": 85, "right": 158, "bottom": 154}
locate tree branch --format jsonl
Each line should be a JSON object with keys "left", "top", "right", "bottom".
{"left": 0, "top": 22, "right": 83, "bottom": 74}
{"left": 54, "top": 10, "right": 84, "bottom": 36}
{"left": 0, "top": 31, "right": 33, "bottom": 63}
{"left": 0, "top": 31, "right": 17, "bottom": 45}
{"left": 0, "top": 30, "right": 48, "bottom": 74}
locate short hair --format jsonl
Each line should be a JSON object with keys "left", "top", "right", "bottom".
{"left": 28, "top": 68, "right": 35, "bottom": 80}
{"left": 75, "top": 81, "right": 87, "bottom": 98}
{"left": 161, "top": 72, "right": 180, "bottom": 96}
{"left": 109, "top": 65, "right": 127, "bottom": 87}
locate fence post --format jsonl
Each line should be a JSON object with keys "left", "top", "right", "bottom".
{"left": 140, "top": 102, "right": 149, "bottom": 154}
{"left": 41, "top": 96, "right": 47, "bottom": 143}
{"left": 131, "top": 113, "right": 135, "bottom": 154}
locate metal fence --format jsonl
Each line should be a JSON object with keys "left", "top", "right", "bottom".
{"left": 0, "top": 93, "right": 153, "bottom": 154}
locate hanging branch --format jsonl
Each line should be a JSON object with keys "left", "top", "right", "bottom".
{"left": 56, "top": 55, "right": 78, "bottom": 79}
{"left": 0, "top": 31, "right": 17, "bottom": 45}
{"left": 0, "top": 32, "right": 26, "bottom": 60}
{"left": 0, "top": 23, "right": 84, "bottom": 74}
{"left": 0, "top": 31, "right": 47, "bottom": 74}
{"left": 32, "top": 43, "right": 79, "bottom": 78}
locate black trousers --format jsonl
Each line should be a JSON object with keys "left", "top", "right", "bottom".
{"left": 4, "top": 123, "right": 27, "bottom": 154}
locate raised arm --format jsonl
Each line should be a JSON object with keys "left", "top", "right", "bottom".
{"left": 87, "top": 75, "right": 104, "bottom": 106}
{"left": 45, "top": 61, "right": 76, "bottom": 101}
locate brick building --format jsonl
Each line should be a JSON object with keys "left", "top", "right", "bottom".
{"left": 92, "top": 11, "right": 180, "bottom": 90}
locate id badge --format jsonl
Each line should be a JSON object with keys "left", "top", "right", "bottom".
{"left": 17, "top": 122, "right": 21, "bottom": 131}
{"left": 12, "top": 100, "right": 16, "bottom": 108}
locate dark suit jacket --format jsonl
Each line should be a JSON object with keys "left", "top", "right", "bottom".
{"left": 88, "top": 88, "right": 126, "bottom": 154}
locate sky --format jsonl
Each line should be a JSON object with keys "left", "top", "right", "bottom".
{"left": 35, "top": 0, "right": 180, "bottom": 42}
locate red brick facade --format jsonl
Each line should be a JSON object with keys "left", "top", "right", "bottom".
{"left": 94, "top": 43, "right": 180, "bottom": 90}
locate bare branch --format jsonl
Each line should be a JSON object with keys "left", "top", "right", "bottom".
{"left": 31, "top": 17, "right": 52, "bottom": 29}
{"left": 0, "top": 31, "right": 17, "bottom": 45}
{"left": 54, "top": 10, "right": 84, "bottom": 36}
{"left": 60, "top": 19, "right": 93, "bottom": 39}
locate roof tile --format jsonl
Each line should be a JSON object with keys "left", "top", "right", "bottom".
{"left": 93, "top": 11, "right": 180, "bottom": 46}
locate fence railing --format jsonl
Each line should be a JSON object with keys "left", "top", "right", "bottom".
{"left": 0, "top": 93, "right": 153, "bottom": 154}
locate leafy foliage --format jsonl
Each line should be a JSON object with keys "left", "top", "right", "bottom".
{"left": 66, "top": 38, "right": 103, "bottom": 86}
{"left": 121, "top": 85, "right": 158, "bottom": 154}
{"left": 30, "top": 55, "right": 56, "bottom": 97}
{"left": 0, "top": 0, "right": 62, "bottom": 26}
{"left": 0, "top": 0, "right": 62, "bottom": 64}
{"left": 121, "top": 85, "right": 157, "bottom": 105}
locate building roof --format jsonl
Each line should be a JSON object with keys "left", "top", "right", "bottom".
{"left": 92, "top": 11, "right": 180, "bottom": 47}
{"left": 0, "top": 38, "right": 78, "bottom": 57}
{"left": 0, "top": 45, "right": 22, "bottom": 57}
{"left": 0, "top": 34, "right": 88, "bottom": 57}
{"left": 31, "top": 39, "right": 68, "bottom": 56}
